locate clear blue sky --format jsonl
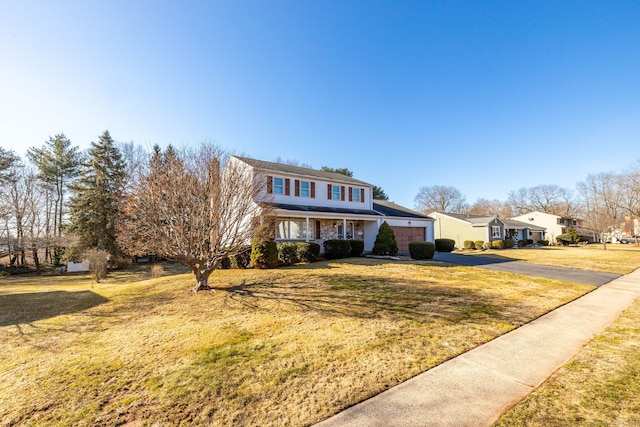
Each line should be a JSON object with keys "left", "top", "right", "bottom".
{"left": 2, "top": 0, "right": 639, "bottom": 209}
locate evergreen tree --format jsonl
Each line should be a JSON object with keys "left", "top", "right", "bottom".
{"left": 69, "top": 131, "right": 125, "bottom": 256}
{"left": 27, "top": 133, "right": 82, "bottom": 262}
{"left": 0, "top": 147, "right": 19, "bottom": 182}
{"left": 373, "top": 185, "right": 389, "bottom": 200}
{"left": 372, "top": 221, "right": 398, "bottom": 255}
{"left": 320, "top": 166, "right": 353, "bottom": 177}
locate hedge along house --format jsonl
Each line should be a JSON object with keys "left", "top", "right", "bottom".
{"left": 231, "top": 156, "right": 435, "bottom": 254}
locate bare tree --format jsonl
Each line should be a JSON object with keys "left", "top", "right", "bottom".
{"left": 118, "top": 144, "right": 268, "bottom": 293}
{"left": 577, "top": 172, "right": 623, "bottom": 250}
{"left": 507, "top": 184, "right": 579, "bottom": 217}
{"left": 619, "top": 160, "right": 640, "bottom": 243}
{"left": 414, "top": 185, "right": 468, "bottom": 214}
{"left": 468, "top": 198, "right": 513, "bottom": 217}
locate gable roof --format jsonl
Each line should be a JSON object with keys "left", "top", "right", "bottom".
{"left": 233, "top": 156, "right": 372, "bottom": 187}
{"left": 432, "top": 212, "right": 503, "bottom": 226}
{"left": 373, "top": 200, "right": 434, "bottom": 220}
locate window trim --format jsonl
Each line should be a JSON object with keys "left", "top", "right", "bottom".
{"left": 491, "top": 226, "right": 501, "bottom": 238}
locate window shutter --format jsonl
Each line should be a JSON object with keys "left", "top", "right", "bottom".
{"left": 295, "top": 179, "right": 300, "bottom": 197}
{"left": 360, "top": 188, "right": 365, "bottom": 203}
{"left": 267, "top": 176, "right": 273, "bottom": 194}
{"left": 285, "top": 178, "right": 290, "bottom": 196}
{"left": 311, "top": 182, "right": 316, "bottom": 198}
{"left": 327, "top": 184, "right": 331, "bottom": 199}
{"left": 348, "top": 186, "right": 353, "bottom": 202}
{"left": 341, "top": 186, "right": 345, "bottom": 201}
{"left": 315, "top": 221, "right": 321, "bottom": 239}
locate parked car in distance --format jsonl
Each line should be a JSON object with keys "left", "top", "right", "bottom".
{"left": 619, "top": 236, "right": 638, "bottom": 244}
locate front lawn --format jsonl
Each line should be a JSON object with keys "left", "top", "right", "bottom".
{"left": 0, "top": 259, "right": 591, "bottom": 426}
{"left": 462, "top": 244, "right": 640, "bottom": 274}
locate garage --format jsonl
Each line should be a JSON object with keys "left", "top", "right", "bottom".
{"left": 390, "top": 226, "right": 426, "bottom": 254}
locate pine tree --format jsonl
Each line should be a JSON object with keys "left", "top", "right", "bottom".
{"left": 372, "top": 221, "right": 398, "bottom": 255}
{"left": 69, "top": 131, "right": 125, "bottom": 257}
{"left": 27, "top": 133, "right": 82, "bottom": 263}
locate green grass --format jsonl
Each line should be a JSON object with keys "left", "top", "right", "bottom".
{"left": 0, "top": 259, "right": 592, "bottom": 426}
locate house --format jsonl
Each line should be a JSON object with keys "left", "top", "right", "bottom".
{"left": 429, "top": 212, "right": 547, "bottom": 248}
{"left": 230, "top": 156, "right": 435, "bottom": 254}
{"left": 510, "top": 211, "right": 591, "bottom": 243}
{"left": 429, "top": 212, "right": 506, "bottom": 249}
{"left": 502, "top": 218, "right": 546, "bottom": 243}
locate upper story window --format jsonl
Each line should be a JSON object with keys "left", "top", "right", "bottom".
{"left": 273, "top": 177, "right": 284, "bottom": 195}
{"left": 331, "top": 185, "right": 341, "bottom": 200}
{"left": 300, "top": 181, "right": 310, "bottom": 197}
{"left": 492, "top": 226, "right": 501, "bottom": 238}
{"left": 352, "top": 187, "right": 361, "bottom": 202}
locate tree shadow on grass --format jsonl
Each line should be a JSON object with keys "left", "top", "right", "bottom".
{"left": 0, "top": 290, "right": 109, "bottom": 327}
{"left": 222, "top": 273, "right": 536, "bottom": 326}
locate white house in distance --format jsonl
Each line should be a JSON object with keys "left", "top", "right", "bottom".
{"left": 511, "top": 211, "right": 585, "bottom": 242}
{"left": 230, "top": 156, "right": 435, "bottom": 253}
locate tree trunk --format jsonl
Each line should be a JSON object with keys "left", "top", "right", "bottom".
{"left": 32, "top": 245, "right": 41, "bottom": 276}
{"left": 191, "top": 267, "right": 215, "bottom": 293}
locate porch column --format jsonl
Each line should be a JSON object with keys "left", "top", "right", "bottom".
{"left": 305, "top": 217, "right": 310, "bottom": 242}
{"left": 343, "top": 218, "right": 347, "bottom": 239}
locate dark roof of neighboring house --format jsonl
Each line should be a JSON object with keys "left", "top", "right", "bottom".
{"left": 373, "top": 200, "right": 434, "bottom": 220}
{"left": 503, "top": 218, "right": 546, "bottom": 231}
{"left": 233, "top": 156, "right": 372, "bottom": 187}
{"left": 434, "top": 212, "right": 501, "bottom": 225}
{"left": 273, "top": 203, "right": 382, "bottom": 216}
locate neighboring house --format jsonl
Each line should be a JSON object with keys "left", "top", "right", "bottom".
{"left": 502, "top": 218, "right": 546, "bottom": 243}
{"left": 510, "top": 211, "right": 592, "bottom": 243}
{"left": 429, "top": 212, "right": 506, "bottom": 249}
{"left": 231, "top": 156, "right": 435, "bottom": 254}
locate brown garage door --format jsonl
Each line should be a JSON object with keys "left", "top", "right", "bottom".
{"left": 390, "top": 226, "right": 426, "bottom": 254}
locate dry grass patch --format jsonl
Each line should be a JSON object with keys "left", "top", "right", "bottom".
{"left": 495, "top": 294, "right": 640, "bottom": 426}
{"left": 1, "top": 258, "right": 592, "bottom": 426}
{"left": 464, "top": 244, "right": 640, "bottom": 274}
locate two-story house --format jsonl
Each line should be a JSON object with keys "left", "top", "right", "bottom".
{"left": 231, "top": 156, "right": 435, "bottom": 253}
{"left": 510, "top": 211, "right": 593, "bottom": 242}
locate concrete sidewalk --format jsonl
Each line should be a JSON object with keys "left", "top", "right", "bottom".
{"left": 316, "top": 269, "right": 640, "bottom": 427}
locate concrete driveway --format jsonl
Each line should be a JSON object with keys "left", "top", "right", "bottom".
{"left": 433, "top": 252, "right": 621, "bottom": 286}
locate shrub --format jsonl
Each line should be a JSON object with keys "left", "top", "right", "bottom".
{"left": 114, "top": 257, "right": 132, "bottom": 270}
{"left": 527, "top": 239, "right": 534, "bottom": 245}
{"left": 349, "top": 240, "right": 365, "bottom": 257}
{"left": 250, "top": 237, "right": 279, "bottom": 269}
{"left": 463, "top": 240, "right": 475, "bottom": 250}
{"left": 475, "top": 241, "right": 485, "bottom": 250}
{"left": 557, "top": 227, "right": 581, "bottom": 246}
{"left": 151, "top": 264, "right": 164, "bottom": 278}
{"left": 277, "top": 242, "right": 300, "bottom": 265}
{"left": 323, "top": 240, "right": 352, "bottom": 260}
{"left": 296, "top": 242, "right": 320, "bottom": 262}
{"left": 538, "top": 239, "right": 549, "bottom": 246}
{"left": 435, "top": 238, "right": 455, "bottom": 252}
{"left": 504, "top": 238, "right": 515, "bottom": 249}
{"left": 409, "top": 241, "right": 436, "bottom": 260}
{"left": 517, "top": 240, "right": 528, "bottom": 247}
{"left": 372, "top": 221, "right": 398, "bottom": 255}
{"left": 484, "top": 242, "right": 493, "bottom": 249}
{"left": 220, "top": 245, "right": 252, "bottom": 269}
{"left": 84, "top": 248, "right": 109, "bottom": 283}
{"left": 491, "top": 240, "right": 505, "bottom": 249}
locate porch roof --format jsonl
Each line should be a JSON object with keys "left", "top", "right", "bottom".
{"left": 273, "top": 203, "right": 382, "bottom": 217}
{"left": 503, "top": 218, "right": 546, "bottom": 232}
